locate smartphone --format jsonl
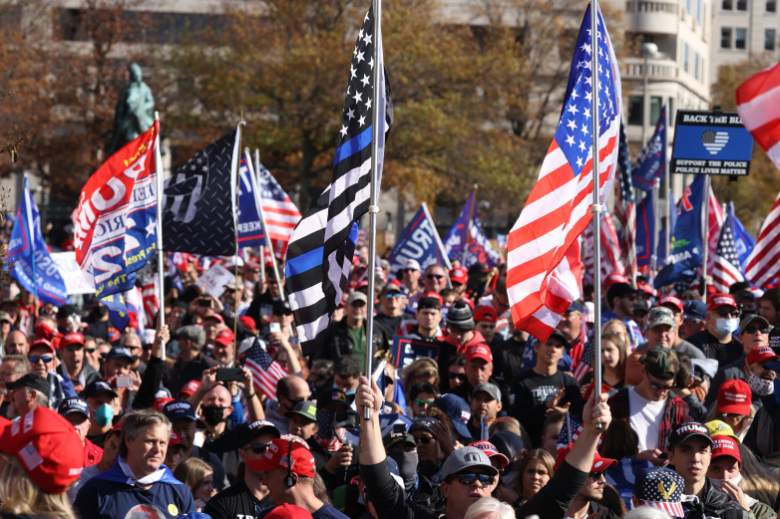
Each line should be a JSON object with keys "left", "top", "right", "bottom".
{"left": 216, "top": 367, "right": 245, "bottom": 382}
{"left": 269, "top": 322, "right": 281, "bottom": 334}
{"left": 116, "top": 375, "right": 133, "bottom": 389}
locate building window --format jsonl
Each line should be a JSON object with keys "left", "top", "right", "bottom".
{"left": 694, "top": 53, "right": 701, "bottom": 80}
{"left": 683, "top": 43, "right": 690, "bottom": 72}
{"left": 697, "top": 0, "right": 704, "bottom": 22}
{"left": 721, "top": 27, "right": 732, "bottom": 48}
{"left": 736, "top": 0, "right": 748, "bottom": 9}
{"left": 668, "top": 97, "right": 675, "bottom": 127}
{"left": 722, "top": 0, "right": 733, "bottom": 8}
{"left": 735, "top": 28, "right": 747, "bottom": 49}
{"left": 628, "top": 96, "right": 643, "bottom": 126}
{"left": 769, "top": 1, "right": 777, "bottom": 12}
{"left": 650, "top": 96, "right": 663, "bottom": 124}
{"left": 766, "top": 28, "right": 777, "bottom": 50}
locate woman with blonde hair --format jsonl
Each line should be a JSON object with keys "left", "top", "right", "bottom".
{"left": 174, "top": 457, "right": 217, "bottom": 511}
{"left": 0, "top": 407, "right": 84, "bottom": 519}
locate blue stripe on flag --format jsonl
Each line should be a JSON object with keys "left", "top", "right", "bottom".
{"left": 286, "top": 245, "right": 325, "bottom": 277}
{"left": 333, "top": 125, "right": 373, "bottom": 165}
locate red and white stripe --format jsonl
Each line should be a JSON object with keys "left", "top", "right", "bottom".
{"left": 707, "top": 188, "right": 724, "bottom": 271}
{"left": 745, "top": 191, "right": 780, "bottom": 288}
{"left": 506, "top": 122, "right": 619, "bottom": 342}
{"left": 711, "top": 256, "right": 744, "bottom": 293}
{"left": 246, "top": 358, "right": 288, "bottom": 401}
{"left": 583, "top": 213, "right": 624, "bottom": 283}
{"left": 737, "top": 60, "right": 780, "bottom": 169}
{"left": 262, "top": 197, "right": 301, "bottom": 260}
{"left": 141, "top": 276, "right": 159, "bottom": 326}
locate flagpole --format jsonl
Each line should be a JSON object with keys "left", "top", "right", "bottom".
{"left": 422, "top": 202, "right": 452, "bottom": 270}
{"left": 153, "top": 112, "right": 166, "bottom": 360}
{"left": 589, "top": 0, "right": 604, "bottom": 412}
{"left": 232, "top": 123, "right": 244, "bottom": 341}
{"left": 701, "top": 175, "right": 710, "bottom": 303}
{"left": 664, "top": 105, "right": 671, "bottom": 266}
{"left": 364, "top": 0, "right": 382, "bottom": 420}
{"left": 23, "top": 176, "right": 40, "bottom": 317}
{"left": 250, "top": 149, "right": 283, "bottom": 289}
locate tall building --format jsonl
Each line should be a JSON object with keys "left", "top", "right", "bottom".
{"left": 710, "top": 0, "right": 780, "bottom": 82}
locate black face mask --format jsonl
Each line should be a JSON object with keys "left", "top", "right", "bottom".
{"left": 201, "top": 405, "right": 226, "bottom": 426}
{"left": 417, "top": 459, "right": 438, "bottom": 479}
{"left": 390, "top": 449, "right": 419, "bottom": 490}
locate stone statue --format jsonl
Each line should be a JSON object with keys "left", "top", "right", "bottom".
{"left": 108, "top": 63, "right": 155, "bottom": 153}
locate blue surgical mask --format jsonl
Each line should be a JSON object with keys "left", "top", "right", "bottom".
{"left": 714, "top": 317, "right": 739, "bottom": 337}
{"left": 94, "top": 403, "right": 114, "bottom": 427}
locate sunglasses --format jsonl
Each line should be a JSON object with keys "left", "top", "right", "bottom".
{"left": 247, "top": 443, "right": 269, "bottom": 455}
{"left": 28, "top": 355, "right": 54, "bottom": 364}
{"left": 455, "top": 473, "right": 495, "bottom": 486}
{"left": 717, "top": 309, "right": 740, "bottom": 318}
{"left": 449, "top": 373, "right": 466, "bottom": 381}
{"left": 744, "top": 326, "right": 769, "bottom": 335}
{"left": 85, "top": 347, "right": 96, "bottom": 354}
{"left": 414, "top": 399, "right": 434, "bottom": 407}
{"left": 414, "top": 435, "right": 434, "bottom": 445}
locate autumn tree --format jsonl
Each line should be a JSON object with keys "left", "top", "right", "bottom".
{"left": 711, "top": 56, "right": 780, "bottom": 232}
{"left": 158, "top": 0, "right": 590, "bottom": 221}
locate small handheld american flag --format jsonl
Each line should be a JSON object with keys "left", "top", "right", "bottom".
{"left": 244, "top": 338, "right": 288, "bottom": 401}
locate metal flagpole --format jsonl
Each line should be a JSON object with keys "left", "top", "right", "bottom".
{"left": 364, "top": 0, "right": 382, "bottom": 420}
{"left": 664, "top": 106, "right": 672, "bottom": 268}
{"left": 701, "top": 175, "right": 710, "bottom": 303}
{"left": 153, "top": 112, "right": 166, "bottom": 359}
{"left": 590, "top": 0, "right": 604, "bottom": 403}
{"left": 250, "top": 149, "right": 283, "bottom": 289}
{"left": 255, "top": 150, "right": 267, "bottom": 288}
{"left": 231, "top": 124, "right": 244, "bottom": 341}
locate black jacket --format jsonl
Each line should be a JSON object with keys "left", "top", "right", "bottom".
{"left": 682, "top": 478, "right": 749, "bottom": 519}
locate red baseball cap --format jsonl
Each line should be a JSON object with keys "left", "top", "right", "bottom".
{"left": 636, "top": 280, "right": 657, "bottom": 297}
{"left": 468, "top": 440, "right": 510, "bottom": 470}
{"left": 247, "top": 437, "right": 316, "bottom": 478}
{"left": 204, "top": 310, "right": 225, "bottom": 324}
{"left": 711, "top": 435, "right": 742, "bottom": 463}
{"left": 464, "top": 343, "right": 493, "bottom": 364}
{"left": 239, "top": 315, "right": 257, "bottom": 334}
{"left": 450, "top": 267, "right": 468, "bottom": 285}
{"left": 30, "top": 338, "right": 55, "bottom": 354}
{"left": 554, "top": 446, "right": 616, "bottom": 473}
{"left": 660, "top": 296, "right": 684, "bottom": 314}
{"left": 34, "top": 321, "right": 57, "bottom": 341}
{"left": 747, "top": 345, "right": 779, "bottom": 366}
{"left": 0, "top": 407, "right": 84, "bottom": 494}
{"left": 604, "top": 273, "right": 630, "bottom": 288}
{"left": 716, "top": 379, "right": 752, "bottom": 416}
{"left": 180, "top": 379, "right": 201, "bottom": 399}
{"left": 708, "top": 293, "right": 738, "bottom": 311}
{"left": 215, "top": 328, "right": 235, "bottom": 346}
{"left": 61, "top": 332, "right": 85, "bottom": 348}
{"left": 264, "top": 504, "right": 314, "bottom": 519}
{"left": 474, "top": 305, "right": 497, "bottom": 323}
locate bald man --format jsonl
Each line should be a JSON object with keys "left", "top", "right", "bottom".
{"left": 5, "top": 330, "right": 28, "bottom": 356}
{"left": 264, "top": 375, "right": 312, "bottom": 434}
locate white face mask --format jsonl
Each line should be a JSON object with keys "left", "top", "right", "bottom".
{"left": 714, "top": 317, "right": 739, "bottom": 337}
{"left": 748, "top": 372, "right": 775, "bottom": 396}
{"left": 711, "top": 472, "right": 743, "bottom": 490}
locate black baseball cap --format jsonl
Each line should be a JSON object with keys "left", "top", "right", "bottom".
{"left": 236, "top": 420, "right": 281, "bottom": 448}
{"left": 58, "top": 397, "right": 89, "bottom": 420}
{"left": 642, "top": 347, "right": 679, "bottom": 380}
{"left": 82, "top": 380, "right": 118, "bottom": 399}
{"left": 163, "top": 400, "right": 197, "bottom": 422}
{"left": 7, "top": 374, "right": 50, "bottom": 399}
{"left": 669, "top": 422, "right": 712, "bottom": 449}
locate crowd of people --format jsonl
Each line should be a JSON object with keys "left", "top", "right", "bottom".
{"left": 2, "top": 253, "right": 780, "bottom": 519}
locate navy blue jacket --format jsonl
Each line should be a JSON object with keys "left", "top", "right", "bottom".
{"left": 74, "top": 460, "right": 195, "bottom": 519}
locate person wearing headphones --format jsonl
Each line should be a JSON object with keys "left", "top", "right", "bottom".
{"left": 255, "top": 435, "right": 349, "bottom": 519}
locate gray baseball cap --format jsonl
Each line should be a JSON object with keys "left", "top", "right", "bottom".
{"left": 648, "top": 306, "right": 675, "bottom": 329}
{"left": 472, "top": 382, "right": 501, "bottom": 402}
{"left": 176, "top": 325, "right": 206, "bottom": 347}
{"left": 435, "top": 446, "right": 498, "bottom": 482}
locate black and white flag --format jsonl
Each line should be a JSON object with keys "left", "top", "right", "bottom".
{"left": 163, "top": 128, "right": 240, "bottom": 256}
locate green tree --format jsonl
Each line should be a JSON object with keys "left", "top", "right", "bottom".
{"left": 159, "top": 0, "right": 589, "bottom": 217}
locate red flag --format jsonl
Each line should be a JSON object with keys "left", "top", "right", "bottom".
{"left": 737, "top": 61, "right": 780, "bottom": 169}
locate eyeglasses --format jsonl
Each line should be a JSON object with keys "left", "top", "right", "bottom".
{"left": 426, "top": 274, "right": 445, "bottom": 280}
{"left": 649, "top": 379, "right": 674, "bottom": 391}
{"left": 455, "top": 473, "right": 495, "bottom": 486}
{"left": 28, "top": 355, "right": 53, "bottom": 364}
{"left": 744, "top": 326, "right": 769, "bottom": 335}
{"left": 414, "top": 399, "right": 435, "bottom": 407}
{"left": 448, "top": 373, "right": 466, "bottom": 381}
{"left": 414, "top": 435, "right": 434, "bottom": 445}
{"left": 247, "top": 443, "right": 269, "bottom": 455}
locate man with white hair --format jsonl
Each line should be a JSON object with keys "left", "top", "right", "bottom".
{"left": 464, "top": 497, "right": 516, "bottom": 519}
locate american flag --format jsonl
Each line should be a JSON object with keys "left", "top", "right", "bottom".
{"left": 711, "top": 212, "right": 746, "bottom": 292}
{"left": 706, "top": 188, "right": 724, "bottom": 273}
{"left": 506, "top": 3, "right": 622, "bottom": 342}
{"left": 285, "top": 5, "right": 391, "bottom": 350}
{"left": 141, "top": 275, "right": 159, "bottom": 326}
{"left": 736, "top": 60, "right": 780, "bottom": 169}
{"left": 745, "top": 192, "right": 780, "bottom": 288}
{"left": 255, "top": 160, "right": 302, "bottom": 260}
{"left": 244, "top": 338, "right": 288, "bottom": 400}
{"left": 614, "top": 122, "right": 636, "bottom": 281}
{"left": 583, "top": 212, "right": 624, "bottom": 285}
